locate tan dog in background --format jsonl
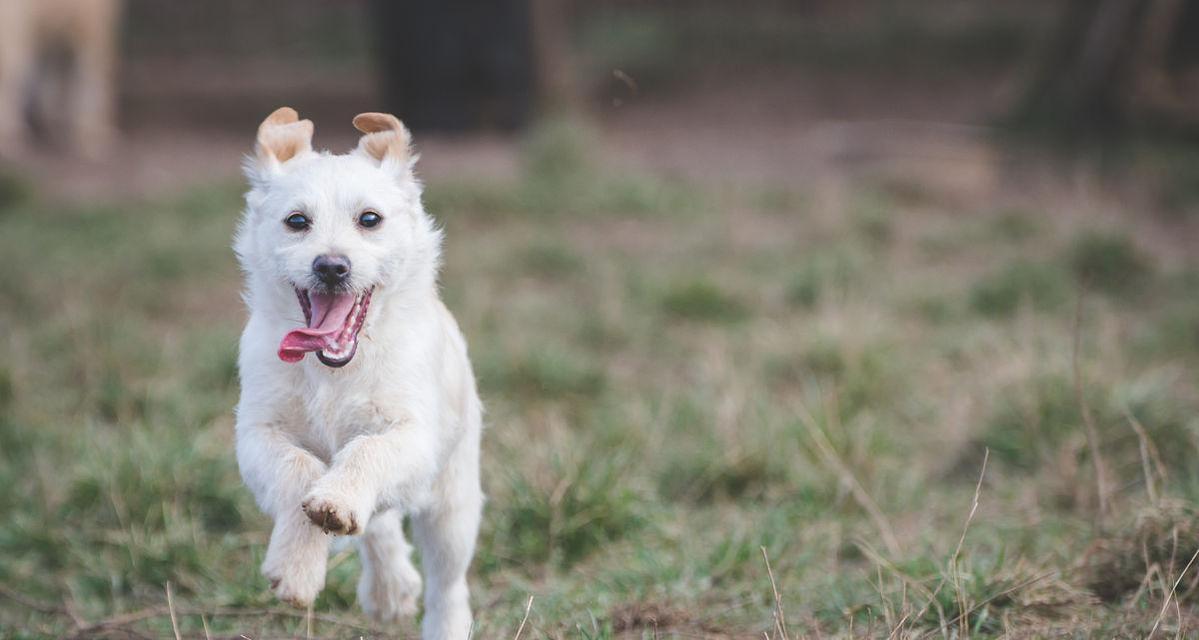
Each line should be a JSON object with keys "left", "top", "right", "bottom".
{"left": 0, "top": 0, "right": 120, "bottom": 156}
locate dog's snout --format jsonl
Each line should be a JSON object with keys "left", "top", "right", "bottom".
{"left": 312, "top": 254, "right": 352, "bottom": 286}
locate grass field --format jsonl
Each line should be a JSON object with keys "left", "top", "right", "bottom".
{"left": 1, "top": 123, "right": 1198, "bottom": 639}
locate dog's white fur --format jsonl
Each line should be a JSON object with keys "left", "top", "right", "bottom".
{"left": 0, "top": 0, "right": 120, "bottom": 155}
{"left": 234, "top": 107, "right": 482, "bottom": 640}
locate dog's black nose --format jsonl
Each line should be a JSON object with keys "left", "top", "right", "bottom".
{"left": 312, "top": 254, "right": 351, "bottom": 286}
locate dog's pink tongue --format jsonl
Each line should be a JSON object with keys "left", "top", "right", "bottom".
{"left": 278, "top": 292, "right": 356, "bottom": 363}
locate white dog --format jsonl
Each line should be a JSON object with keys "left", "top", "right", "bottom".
{"left": 233, "top": 107, "right": 483, "bottom": 640}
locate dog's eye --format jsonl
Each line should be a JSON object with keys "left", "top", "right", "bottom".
{"left": 358, "top": 210, "right": 383, "bottom": 229}
{"left": 284, "top": 212, "right": 311, "bottom": 231}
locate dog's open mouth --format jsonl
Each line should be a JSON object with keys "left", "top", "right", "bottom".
{"left": 278, "top": 288, "right": 373, "bottom": 367}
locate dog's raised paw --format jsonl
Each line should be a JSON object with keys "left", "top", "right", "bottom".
{"left": 301, "top": 495, "right": 361, "bottom": 535}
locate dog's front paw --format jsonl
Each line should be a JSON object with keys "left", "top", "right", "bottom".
{"left": 261, "top": 539, "right": 327, "bottom": 607}
{"left": 264, "top": 563, "right": 326, "bottom": 608}
{"left": 302, "top": 488, "right": 369, "bottom": 535}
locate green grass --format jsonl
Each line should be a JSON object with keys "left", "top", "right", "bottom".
{"left": 1067, "top": 230, "right": 1153, "bottom": 296}
{"left": 477, "top": 346, "right": 607, "bottom": 401}
{"left": 970, "top": 260, "right": 1070, "bottom": 317}
{"left": 785, "top": 248, "right": 862, "bottom": 310}
{"left": 850, "top": 189, "right": 896, "bottom": 247}
{"left": 0, "top": 169, "right": 32, "bottom": 211}
{"left": 989, "top": 208, "right": 1043, "bottom": 242}
{"left": 424, "top": 117, "right": 701, "bottom": 221}
{"left": 1, "top": 123, "right": 1197, "bottom": 638}
{"left": 659, "top": 279, "right": 749, "bottom": 323}
{"left": 484, "top": 451, "right": 646, "bottom": 570}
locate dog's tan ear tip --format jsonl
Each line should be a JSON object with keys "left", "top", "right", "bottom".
{"left": 263, "top": 106, "right": 300, "bottom": 128}
{"left": 352, "top": 112, "right": 405, "bottom": 135}
{"left": 255, "top": 107, "right": 314, "bottom": 165}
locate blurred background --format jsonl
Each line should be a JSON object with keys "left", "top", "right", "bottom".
{"left": 2, "top": 1, "right": 1199, "bottom": 637}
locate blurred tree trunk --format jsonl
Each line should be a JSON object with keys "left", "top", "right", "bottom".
{"left": 1016, "top": 0, "right": 1199, "bottom": 134}
{"left": 369, "top": 0, "right": 536, "bottom": 132}
{"left": 1016, "top": 0, "right": 1154, "bottom": 131}
{"left": 529, "top": 0, "right": 579, "bottom": 113}
{"left": 1165, "top": 0, "right": 1199, "bottom": 70}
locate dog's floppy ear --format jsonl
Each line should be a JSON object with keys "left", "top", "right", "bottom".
{"left": 251, "top": 107, "right": 314, "bottom": 176}
{"left": 352, "top": 112, "right": 412, "bottom": 169}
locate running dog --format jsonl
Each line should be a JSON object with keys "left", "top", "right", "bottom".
{"left": 234, "top": 107, "right": 483, "bottom": 640}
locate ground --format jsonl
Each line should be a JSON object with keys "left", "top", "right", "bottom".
{"left": 2, "top": 69, "right": 1199, "bottom": 639}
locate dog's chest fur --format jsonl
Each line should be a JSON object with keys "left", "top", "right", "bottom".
{"left": 301, "top": 380, "right": 379, "bottom": 459}
{"left": 267, "top": 358, "right": 404, "bottom": 462}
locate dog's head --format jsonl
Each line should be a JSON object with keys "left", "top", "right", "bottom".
{"left": 236, "top": 107, "right": 442, "bottom": 368}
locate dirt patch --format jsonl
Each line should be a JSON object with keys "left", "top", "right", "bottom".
{"left": 607, "top": 600, "right": 738, "bottom": 637}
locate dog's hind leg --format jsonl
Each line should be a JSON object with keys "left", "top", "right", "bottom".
{"left": 412, "top": 441, "right": 482, "bottom": 640}
{"left": 67, "top": 0, "right": 120, "bottom": 157}
{"left": 357, "top": 508, "right": 422, "bottom": 623}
